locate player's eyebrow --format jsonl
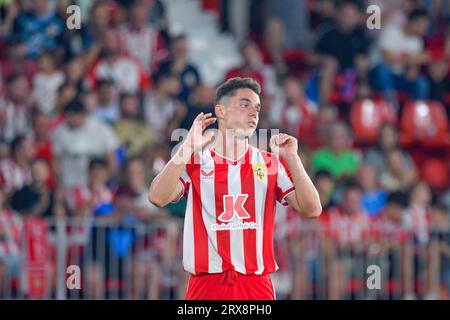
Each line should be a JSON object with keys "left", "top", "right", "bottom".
{"left": 239, "top": 98, "right": 261, "bottom": 108}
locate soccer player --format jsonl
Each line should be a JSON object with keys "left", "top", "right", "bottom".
{"left": 148, "top": 77, "right": 321, "bottom": 300}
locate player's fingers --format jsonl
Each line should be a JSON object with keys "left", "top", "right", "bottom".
{"left": 194, "top": 112, "right": 204, "bottom": 122}
{"left": 202, "top": 117, "right": 216, "bottom": 129}
{"left": 269, "top": 134, "right": 279, "bottom": 144}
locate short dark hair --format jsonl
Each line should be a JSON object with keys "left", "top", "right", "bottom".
{"left": 314, "top": 170, "right": 333, "bottom": 181}
{"left": 408, "top": 8, "right": 430, "bottom": 22}
{"left": 10, "top": 135, "right": 26, "bottom": 155}
{"left": 387, "top": 191, "right": 408, "bottom": 208}
{"left": 63, "top": 98, "right": 86, "bottom": 114}
{"left": 215, "top": 77, "right": 261, "bottom": 105}
{"left": 89, "top": 157, "right": 109, "bottom": 171}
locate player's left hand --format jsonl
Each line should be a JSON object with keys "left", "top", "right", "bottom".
{"left": 270, "top": 133, "right": 298, "bottom": 158}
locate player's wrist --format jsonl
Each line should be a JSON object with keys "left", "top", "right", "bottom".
{"left": 174, "top": 142, "right": 194, "bottom": 164}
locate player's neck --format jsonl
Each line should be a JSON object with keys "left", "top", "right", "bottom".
{"left": 212, "top": 129, "right": 248, "bottom": 161}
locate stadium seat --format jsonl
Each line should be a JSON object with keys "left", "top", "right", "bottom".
{"left": 350, "top": 98, "right": 397, "bottom": 144}
{"left": 400, "top": 100, "right": 450, "bottom": 148}
{"left": 420, "top": 157, "right": 450, "bottom": 191}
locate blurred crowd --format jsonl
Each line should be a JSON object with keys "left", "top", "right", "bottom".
{"left": 0, "top": 0, "right": 449, "bottom": 299}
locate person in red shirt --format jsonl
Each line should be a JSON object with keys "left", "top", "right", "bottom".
{"left": 148, "top": 77, "right": 321, "bottom": 300}
{"left": 225, "top": 41, "right": 265, "bottom": 91}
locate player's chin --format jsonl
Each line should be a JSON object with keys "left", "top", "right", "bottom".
{"left": 233, "top": 127, "right": 254, "bottom": 138}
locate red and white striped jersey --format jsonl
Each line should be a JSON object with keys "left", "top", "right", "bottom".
{"left": 176, "top": 145, "right": 295, "bottom": 275}
{"left": 0, "top": 209, "right": 23, "bottom": 257}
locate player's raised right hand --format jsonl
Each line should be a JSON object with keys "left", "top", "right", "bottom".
{"left": 179, "top": 112, "right": 216, "bottom": 161}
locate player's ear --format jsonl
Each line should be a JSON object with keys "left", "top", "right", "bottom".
{"left": 215, "top": 104, "right": 226, "bottom": 120}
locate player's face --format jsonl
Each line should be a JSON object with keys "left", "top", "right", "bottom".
{"left": 221, "top": 88, "right": 261, "bottom": 138}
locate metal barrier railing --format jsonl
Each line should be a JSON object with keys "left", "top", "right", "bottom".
{"left": 0, "top": 217, "right": 448, "bottom": 299}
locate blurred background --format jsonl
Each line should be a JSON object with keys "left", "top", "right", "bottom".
{"left": 0, "top": 0, "right": 449, "bottom": 300}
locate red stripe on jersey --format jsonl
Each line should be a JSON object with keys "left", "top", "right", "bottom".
{"left": 260, "top": 151, "right": 277, "bottom": 274}
{"left": 187, "top": 154, "right": 209, "bottom": 274}
{"left": 214, "top": 160, "right": 233, "bottom": 271}
{"left": 279, "top": 157, "right": 293, "bottom": 182}
{"left": 240, "top": 148, "right": 258, "bottom": 274}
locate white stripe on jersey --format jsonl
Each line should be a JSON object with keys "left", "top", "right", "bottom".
{"left": 200, "top": 152, "right": 223, "bottom": 273}
{"left": 252, "top": 150, "right": 267, "bottom": 275}
{"left": 183, "top": 185, "right": 195, "bottom": 274}
{"left": 227, "top": 163, "right": 246, "bottom": 274}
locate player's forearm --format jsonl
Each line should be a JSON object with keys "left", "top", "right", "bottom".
{"left": 148, "top": 143, "right": 191, "bottom": 207}
{"left": 284, "top": 154, "right": 322, "bottom": 218}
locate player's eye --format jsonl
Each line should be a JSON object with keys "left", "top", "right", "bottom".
{"left": 240, "top": 103, "right": 249, "bottom": 108}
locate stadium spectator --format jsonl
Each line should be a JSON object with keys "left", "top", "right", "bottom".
{"left": 11, "top": 0, "right": 65, "bottom": 59}
{"left": 87, "top": 29, "right": 150, "bottom": 94}
{"left": 0, "top": 38, "right": 38, "bottom": 85}
{"left": 52, "top": 99, "right": 119, "bottom": 188}
{"left": 369, "top": 8, "right": 431, "bottom": 107}
{"left": 157, "top": 34, "right": 201, "bottom": 102}
{"left": 0, "top": 135, "right": 34, "bottom": 195}
{"left": 9, "top": 158, "right": 64, "bottom": 218}
{"left": 427, "top": 202, "right": 450, "bottom": 299}
{"left": 118, "top": 0, "right": 167, "bottom": 73}
{"left": 312, "top": 0, "right": 370, "bottom": 104}
{"left": 80, "top": 158, "right": 116, "bottom": 299}
{"left": 379, "top": 148, "right": 417, "bottom": 193}
{"left": 326, "top": 182, "right": 370, "bottom": 299}
{"left": 32, "top": 51, "right": 65, "bottom": 114}
{"left": 0, "top": 74, "right": 32, "bottom": 143}
{"left": 0, "top": 189, "right": 23, "bottom": 299}
{"left": 143, "top": 71, "right": 185, "bottom": 141}
{"left": 92, "top": 79, "right": 119, "bottom": 125}
{"left": 371, "top": 191, "right": 413, "bottom": 299}
{"left": 114, "top": 93, "right": 154, "bottom": 159}
{"left": 357, "top": 163, "right": 387, "bottom": 218}
{"left": 225, "top": 41, "right": 266, "bottom": 92}
{"left": 32, "top": 112, "right": 54, "bottom": 187}
{"left": 180, "top": 84, "right": 216, "bottom": 131}
{"left": 364, "top": 123, "right": 416, "bottom": 175}
{"left": 278, "top": 77, "right": 317, "bottom": 141}
{"left": 311, "top": 122, "right": 361, "bottom": 179}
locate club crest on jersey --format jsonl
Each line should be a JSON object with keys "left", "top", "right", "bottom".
{"left": 252, "top": 164, "right": 266, "bottom": 181}
{"left": 212, "top": 194, "right": 257, "bottom": 231}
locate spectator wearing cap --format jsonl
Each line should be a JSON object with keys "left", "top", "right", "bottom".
{"left": 52, "top": 99, "right": 119, "bottom": 188}
{"left": 157, "top": 35, "right": 201, "bottom": 103}
{"left": 311, "top": 122, "right": 361, "bottom": 180}
{"left": 369, "top": 8, "right": 431, "bottom": 106}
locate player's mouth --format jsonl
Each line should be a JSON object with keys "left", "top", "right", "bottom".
{"left": 248, "top": 119, "right": 258, "bottom": 127}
